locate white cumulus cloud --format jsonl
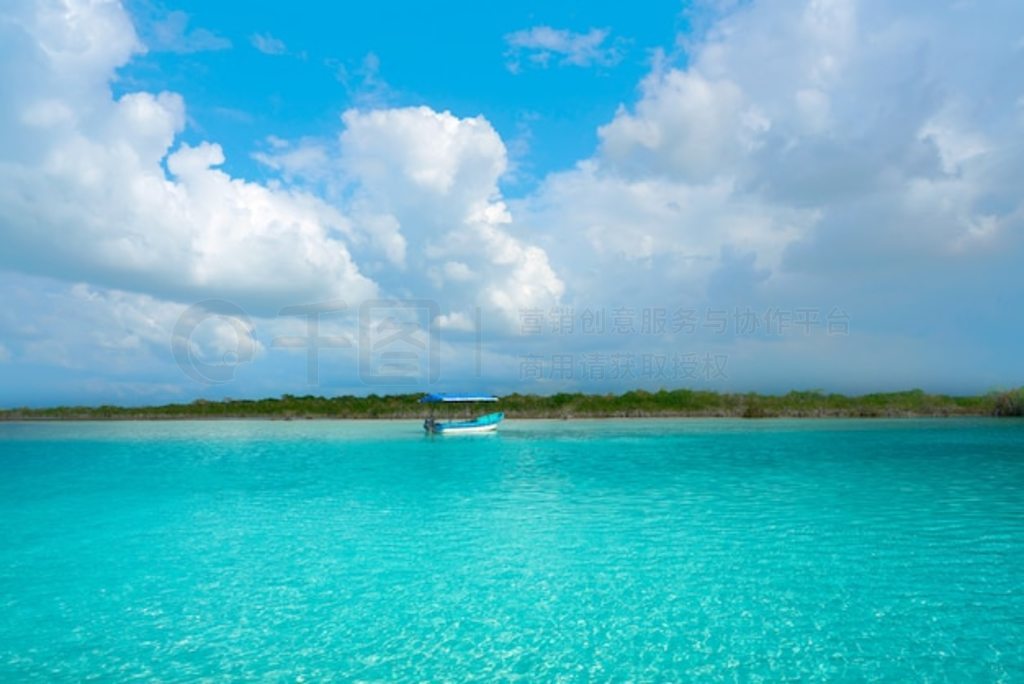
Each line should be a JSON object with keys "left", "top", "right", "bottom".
{"left": 338, "top": 107, "right": 565, "bottom": 326}
{"left": 521, "top": 0, "right": 1024, "bottom": 308}
{"left": 0, "top": 0, "right": 377, "bottom": 314}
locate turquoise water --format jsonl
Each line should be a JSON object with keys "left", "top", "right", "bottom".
{"left": 1, "top": 419, "right": 1022, "bottom": 681}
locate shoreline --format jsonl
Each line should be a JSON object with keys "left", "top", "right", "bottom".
{"left": 1, "top": 411, "right": 1018, "bottom": 422}
{"left": 2, "top": 417, "right": 1020, "bottom": 428}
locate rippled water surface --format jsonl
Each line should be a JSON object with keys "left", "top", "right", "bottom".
{"left": 1, "top": 419, "right": 1022, "bottom": 680}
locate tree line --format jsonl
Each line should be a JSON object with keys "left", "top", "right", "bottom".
{"left": 2, "top": 388, "right": 1022, "bottom": 420}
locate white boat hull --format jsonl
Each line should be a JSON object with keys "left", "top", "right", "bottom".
{"left": 433, "top": 422, "right": 499, "bottom": 435}
{"left": 424, "top": 411, "right": 504, "bottom": 435}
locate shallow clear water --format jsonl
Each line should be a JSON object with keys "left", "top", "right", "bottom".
{"left": 1, "top": 418, "right": 1022, "bottom": 681}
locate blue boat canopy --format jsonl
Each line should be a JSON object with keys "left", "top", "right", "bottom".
{"left": 419, "top": 393, "right": 499, "bottom": 403}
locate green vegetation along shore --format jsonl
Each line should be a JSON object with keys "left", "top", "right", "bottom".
{"left": 2, "top": 388, "right": 1023, "bottom": 420}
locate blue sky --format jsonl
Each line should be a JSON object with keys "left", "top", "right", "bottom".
{"left": 1, "top": 0, "right": 1023, "bottom": 406}
{"left": 120, "top": 0, "right": 688, "bottom": 188}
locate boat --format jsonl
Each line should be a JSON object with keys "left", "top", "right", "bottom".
{"left": 420, "top": 393, "right": 504, "bottom": 435}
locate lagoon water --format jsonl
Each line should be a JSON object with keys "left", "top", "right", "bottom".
{"left": 1, "top": 418, "right": 1022, "bottom": 680}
